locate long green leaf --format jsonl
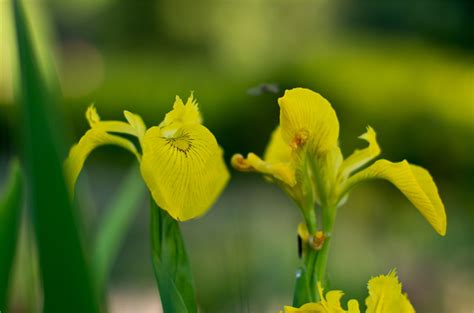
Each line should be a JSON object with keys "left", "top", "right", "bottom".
{"left": 13, "top": 1, "right": 100, "bottom": 312}
{"left": 292, "top": 266, "right": 311, "bottom": 307}
{"left": 0, "top": 159, "right": 23, "bottom": 310}
{"left": 93, "top": 164, "right": 145, "bottom": 292}
{"left": 150, "top": 199, "right": 197, "bottom": 313}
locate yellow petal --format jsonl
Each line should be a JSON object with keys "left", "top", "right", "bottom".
{"left": 339, "top": 126, "right": 380, "bottom": 179}
{"left": 284, "top": 303, "right": 326, "bottom": 313}
{"left": 343, "top": 159, "right": 447, "bottom": 236}
{"left": 124, "top": 110, "right": 147, "bottom": 139}
{"left": 160, "top": 93, "right": 202, "bottom": 129}
{"left": 140, "top": 123, "right": 229, "bottom": 221}
{"left": 365, "top": 270, "right": 415, "bottom": 313}
{"left": 65, "top": 105, "right": 142, "bottom": 192}
{"left": 264, "top": 126, "right": 292, "bottom": 164}
{"left": 298, "top": 222, "right": 310, "bottom": 242}
{"left": 231, "top": 153, "right": 296, "bottom": 186}
{"left": 283, "top": 284, "right": 359, "bottom": 313}
{"left": 347, "top": 300, "right": 360, "bottom": 313}
{"left": 86, "top": 104, "right": 100, "bottom": 126}
{"left": 64, "top": 128, "right": 140, "bottom": 191}
{"left": 85, "top": 105, "right": 139, "bottom": 136}
{"left": 278, "top": 88, "right": 339, "bottom": 154}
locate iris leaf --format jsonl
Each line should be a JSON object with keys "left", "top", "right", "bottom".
{"left": 150, "top": 199, "right": 197, "bottom": 313}
{"left": 13, "top": 0, "right": 100, "bottom": 312}
{"left": 92, "top": 164, "right": 145, "bottom": 292}
{"left": 0, "top": 159, "right": 23, "bottom": 310}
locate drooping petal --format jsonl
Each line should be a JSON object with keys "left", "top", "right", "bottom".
{"left": 342, "top": 159, "right": 447, "bottom": 235}
{"left": 64, "top": 105, "right": 142, "bottom": 192}
{"left": 140, "top": 123, "right": 229, "bottom": 221}
{"left": 64, "top": 129, "right": 140, "bottom": 191}
{"left": 278, "top": 88, "right": 339, "bottom": 154}
{"left": 339, "top": 126, "right": 380, "bottom": 179}
{"left": 365, "top": 270, "right": 415, "bottom": 313}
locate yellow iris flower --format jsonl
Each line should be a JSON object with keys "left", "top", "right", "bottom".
{"left": 65, "top": 94, "right": 229, "bottom": 221}
{"left": 232, "top": 87, "right": 446, "bottom": 236}
{"left": 283, "top": 270, "right": 415, "bottom": 313}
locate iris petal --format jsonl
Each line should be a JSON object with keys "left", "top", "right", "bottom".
{"left": 264, "top": 126, "right": 292, "bottom": 164}
{"left": 64, "top": 129, "right": 139, "bottom": 191}
{"left": 365, "top": 270, "right": 415, "bottom": 313}
{"left": 140, "top": 124, "right": 229, "bottom": 221}
{"left": 339, "top": 126, "right": 380, "bottom": 179}
{"left": 344, "top": 159, "right": 447, "bottom": 236}
{"left": 65, "top": 105, "right": 141, "bottom": 192}
{"left": 278, "top": 88, "right": 339, "bottom": 154}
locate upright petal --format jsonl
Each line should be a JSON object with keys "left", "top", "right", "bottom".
{"left": 264, "top": 126, "right": 292, "bottom": 164}
{"left": 140, "top": 124, "right": 229, "bottom": 221}
{"left": 343, "top": 159, "right": 446, "bottom": 235}
{"left": 365, "top": 270, "right": 415, "bottom": 313}
{"left": 160, "top": 93, "right": 202, "bottom": 129}
{"left": 339, "top": 126, "right": 380, "bottom": 179}
{"left": 278, "top": 88, "right": 339, "bottom": 154}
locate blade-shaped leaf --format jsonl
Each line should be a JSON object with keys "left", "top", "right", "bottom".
{"left": 0, "top": 159, "right": 23, "bottom": 310}
{"left": 150, "top": 199, "right": 197, "bottom": 313}
{"left": 13, "top": 0, "right": 100, "bottom": 312}
{"left": 93, "top": 164, "right": 145, "bottom": 292}
{"left": 292, "top": 266, "right": 311, "bottom": 307}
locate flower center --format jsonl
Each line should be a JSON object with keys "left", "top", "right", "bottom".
{"left": 165, "top": 131, "right": 193, "bottom": 156}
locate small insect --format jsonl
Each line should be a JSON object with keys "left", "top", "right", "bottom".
{"left": 246, "top": 83, "right": 280, "bottom": 96}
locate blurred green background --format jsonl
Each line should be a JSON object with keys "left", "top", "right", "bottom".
{"left": 1, "top": 0, "right": 473, "bottom": 312}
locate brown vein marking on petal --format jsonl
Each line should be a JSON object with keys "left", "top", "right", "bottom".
{"left": 162, "top": 132, "right": 194, "bottom": 157}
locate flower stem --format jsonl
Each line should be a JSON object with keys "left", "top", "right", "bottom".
{"left": 314, "top": 205, "right": 337, "bottom": 289}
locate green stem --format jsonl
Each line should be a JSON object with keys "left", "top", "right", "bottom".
{"left": 304, "top": 248, "right": 319, "bottom": 301}
{"left": 314, "top": 237, "right": 331, "bottom": 288}
{"left": 314, "top": 205, "right": 337, "bottom": 289}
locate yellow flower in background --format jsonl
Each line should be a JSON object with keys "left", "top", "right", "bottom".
{"left": 232, "top": 87, "right": 446, "bottom": 236}
{"left": 283, "top": 270, "right": 414, "bottom": 313}
{"left": 65, "top": 94, "right": 230, "bottom": 221}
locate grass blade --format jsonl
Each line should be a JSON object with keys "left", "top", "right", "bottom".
{"left": 150, "top": 200, "right": 197, "bottom": 313}
{"left": 0, "top": 159, "right": 23, "bottom": 310}
{"left": 13, "top": 0, "right": 100, "bottom": 312}
{"left": 92, "top": 164, "right": 145, "bottom": 292}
